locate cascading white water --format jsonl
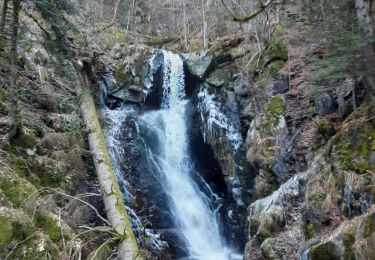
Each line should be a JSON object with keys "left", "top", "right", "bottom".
{"left": 139, "top": 51, "right": 240, "bottom": 259}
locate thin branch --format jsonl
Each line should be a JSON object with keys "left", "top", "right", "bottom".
{"left": 4, "top": 234, "right": 36, "bottom": 260}
{"left": 50, "top": 188, "right": 111, "bottom": 226}
{"left": 222, "top": 0, "right": 275, "bottom": 22}
{"left": 22, "top": 9, "right": 50, "bottom": 36}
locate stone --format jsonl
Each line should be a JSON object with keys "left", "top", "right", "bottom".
{"left": 183, "top": 51, "right": 215, "bottom": 80}
{"left": 336, "top": 78, "right": 355, "bottom": 117}
{"left": 205, "top": 69, "right": 232, "bottom": 87}
{"left": 233, "top": 77, "right": 250, "bottom": 98}
{"left": 264, "top": 76, "right": 289, "bottom": 97}
{"left": 273, "top": 76, "right": 289, "bottom": 94}
{"left": 260, "top": 238, "right": 288, "bottom": 260}
{"left": 128, "top": 84, "right": 143, "bottom": 92}
{"left": 315, "top": 93, "right": 335, "bottom": 116}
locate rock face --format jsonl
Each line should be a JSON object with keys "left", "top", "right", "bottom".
{"left": 182, "top": 51, "right": 215, "bottom": 80}
{"left": 109, "top": 44, "right": 159, "bottom": 104}
{"left": 196, "top": 85, "right": 253, "bottom": 207}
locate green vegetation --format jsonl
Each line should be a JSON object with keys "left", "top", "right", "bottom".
{"left": 0, "top": 216, "right": 14, "bottom": 248}
{"left": 263, "top": 95, "right": 285, "bottom": 131}
{"left": 304, "top": 0, "right": 369, "bottom": 98}
{"left": 266, "top": 38, "right": 288, "bottom": 61}
{"left": 335, "top": 121, "right": 375, "bottom": 173}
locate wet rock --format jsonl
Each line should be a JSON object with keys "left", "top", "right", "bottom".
{"left": 109, "top": 45, "right": 157, "bottom": 104}
{"left": 196, "top": 86, "right": 253, "bottom": 206}
{"left": 183, "top": 51, "right": 215, "bottom": 80}
{"left": 261, "top": 238, "right": 288, "bottom": 260}
{"left": 128, "top": 84, "right": 143, "bottom": 92}
{"left": 205, "top": 68, "right": 232, "bottom": 87}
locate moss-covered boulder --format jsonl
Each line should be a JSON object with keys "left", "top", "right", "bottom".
{"left": 245, "top": 95, "right": 288, "bottom": 172}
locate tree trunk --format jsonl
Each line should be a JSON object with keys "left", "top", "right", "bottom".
{"left": 182, "top": 0, "right": 188, "bottom": 49}
{"left": 0, "top": 0, "right": 9, "bottom": 44}
{"left": 8, "top": 0, "right": 22, "bottom": 140}
{"left": 355, "top": 0, "right": 375, "bottom": 99}
{"left": 202, "top": 0, "right": 208, "bottom": 49}
{"left": 72, "top": 58, "right": 141, "bottom": 260}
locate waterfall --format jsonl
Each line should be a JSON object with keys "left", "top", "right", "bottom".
{"left": 103, "top": 51, "right": 242, "bottom": 259}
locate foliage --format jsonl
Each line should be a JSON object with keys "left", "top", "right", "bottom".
{"left": 32, "top": 0, "right": 77, "bottom": 56}
{"left": 304, "top": 0, "right": 369, "bottom": 97}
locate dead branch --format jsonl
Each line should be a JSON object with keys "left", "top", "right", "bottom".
{"left": 221, "top": 0, "right": 275, "bottom": 22}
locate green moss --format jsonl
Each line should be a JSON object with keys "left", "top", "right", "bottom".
{"left": 318, "top": 119, "right": 332, "bottom": 135}
{"left": 81, "top": 87, "right": 140, "bottom": 253}
{"left": 309, "top": 242, "right": 338, "bottom": 259}
{"left": 256, "top": 228, "right": 272, "bottom": 245}
{"left": 269, "top": 60, "right": 286, "bottom": 74}
{"left": 263, "top": 95, "right": 285, "bottom": 131}
{"left": 343, "top": 233, "right": 356, "bottom": 260}
{"left": 304, "top": 221, "right": 319, "bottom": 239}
{"left": 335, "top": 122, "right": 375, "bottom": 173}
{"left": 43, "top": 165, "right": 66, "bottom": 187}
{"left": 16, "top": 131, "right": 38, "bottom": 149}
{"left": 0, "top": 174, "right": 37, "bottom": 208}
{"left": 266, "top": 38, "right": 288, "bottom": 61}
{"left": 0, "top": 216, "right": 14, "bottom": 248}
{"left": 337, "top": 141, "right": 353, "bottom": 171}
{"left": 35, "top": 213, "right": 63, "bottom": 243}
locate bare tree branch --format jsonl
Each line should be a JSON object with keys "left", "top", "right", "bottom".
{"left": 221, "top": 0, "right": 275, "bottom": 22}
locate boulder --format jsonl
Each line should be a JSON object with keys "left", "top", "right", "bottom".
{"left": 315, "top": 93, "right": 335, "bottom": 116}
{"left": 183, "top": 51, "right": 215, "bottom": 80}
{"left": 205, "top": 68, "right": 232, "bottom": 87}
{"left": 336, "top": 78, "right": 355, "bottom": 117}
{"left": 265, "top": 76, "right": 289, "bottom": 97}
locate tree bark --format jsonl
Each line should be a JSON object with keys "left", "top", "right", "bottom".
{"left": 72, "top": 58, "right": 141, "bottom": 260}
{"left": 355, "top": 0, "right": 375, "bottom": 99}
{"left": 0, "top": 0, "right": 9, "bottom": 44}
{"left": 8, "top": 0, "right": 22, "bottom": 140}
{"left": 202, "top": 0, "right": 208, "bottom": 49}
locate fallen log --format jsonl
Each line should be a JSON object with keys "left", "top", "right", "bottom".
{"left": 72, "top": 57, "right": 141, "bottom": 259}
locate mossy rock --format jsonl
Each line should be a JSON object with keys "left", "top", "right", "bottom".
{"left": 335, "top": 122, "right": 375, "bottom": 173}
{"left": 0, "top": 174, "right": 37, "bottom": 208}
{"left": 263, "top": 95, "right": 285, "bottom": 131}
{"left": 266, "top": 38, "right": 288, "bottom": 61}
